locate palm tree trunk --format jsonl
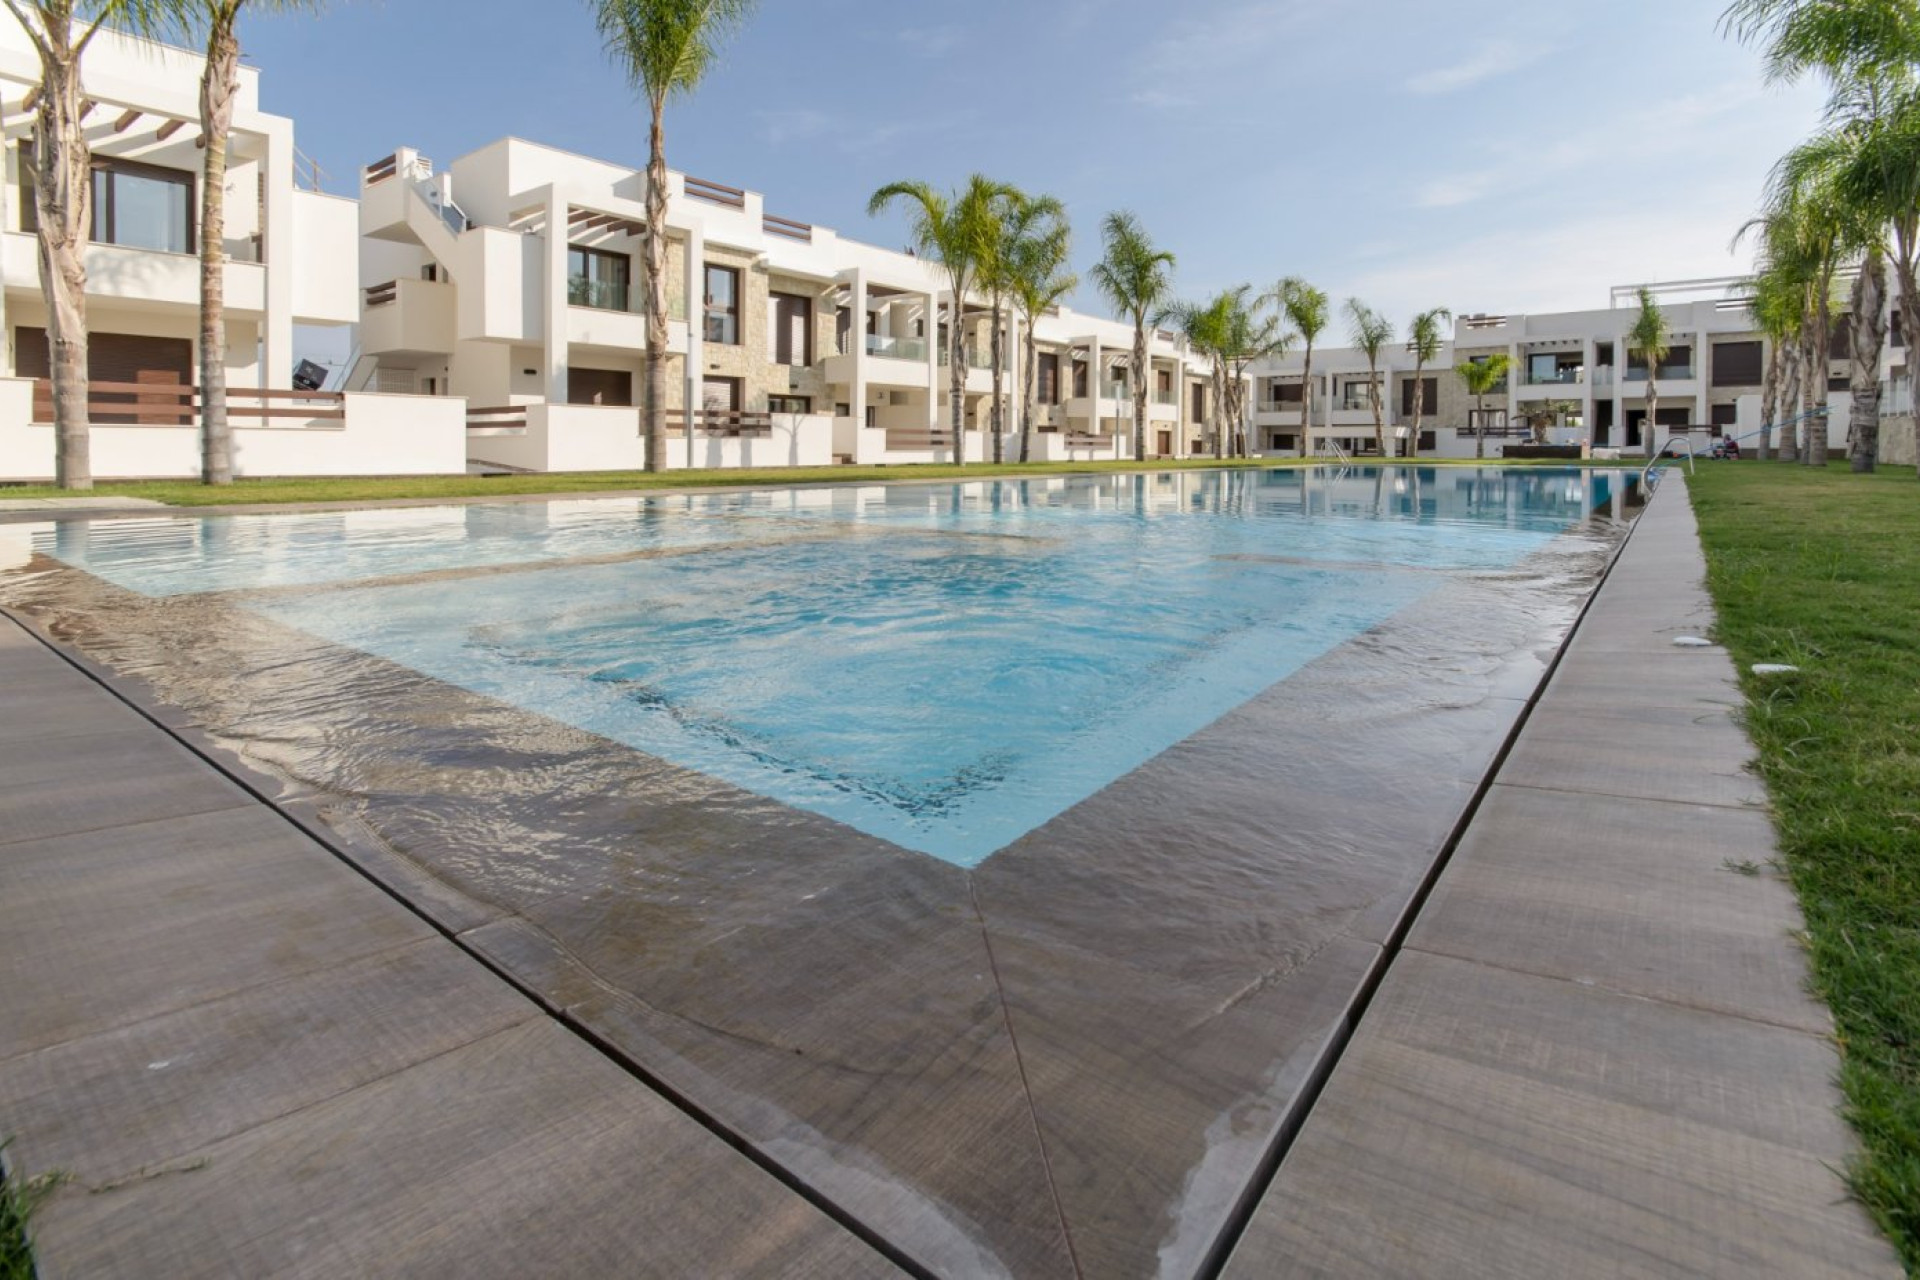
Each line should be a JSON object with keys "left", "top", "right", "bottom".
{"left": 33, "top": 35, "right": 92, "bottom": 490}
{"left": 1643, "top": 378, "right": 1658, "bottom": 462}
{"left": 948, "top": 294, "right": 965, "bottom": 466}
{"left": 1019, "top": 317, "right": 1035, "bottom": 464}
{"left": 1131, "top": 318, "right": 1147, "bottom": 463}
{"left": 1849, "top": 246, "right": 1887, "bottom": 473}
{"left": 1891, "top": 245, "right": 1920, "bottom": 479}
{"left": 1212, "top": 369, "right": 1225, "bottom": 460}
{"left": 1779, "top": 342, "right": 1800, "bottom": 463}
{"left": 1369, "top": 362, "right": 1384, "bottom": 456}
{"left": 1800, "top": 318, "right": 1820, "bottom": 467}
{"left": 1809, "top": 292, "right": 1831, "bottom": 468}
{"left": 198, "top": 14, "right": 240, "bottom": 485}
{"left": 989, "top": 297, "right": 1005, "bottom": 464}
{"left": 1408, "top": 362, "right": 1425, "bottom": 458}
{"left": 1758, "top": 341, "right": 1777, "bottom": 462}
{"left": 1300, "top": 346, "right": 1313, "bottom": 457}
{"left": 643, "top": 99, "right": 670, "bottom": 473}
{"left": 1475, "top": 393, "right": 1486, "bottom": 460}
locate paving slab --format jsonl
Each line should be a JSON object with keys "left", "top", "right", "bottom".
{"left": 1409, "top": 782, "right": 1825, "bottom": 1032}
{"left": 30, "top": 1020, "right": 898, "bottom": 1280}
{"left": 1495, "top": 699, "right": 1769, "bottom": 810}
{"left": 1222, "top": 953, "right": 1895, "bottom": 1280}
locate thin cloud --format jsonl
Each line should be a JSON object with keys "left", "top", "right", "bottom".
{"left": 898, "top": 25, "right": 963, "bottom": 57}
{"left": 1407, "top": 40, "right": 1552, "bottom": 95}
{"left": 1131, "top": 88, "right": 1197, "bottom": 110}
{"left": 1142, "top": 0, "right": 1309, "bottom": 78}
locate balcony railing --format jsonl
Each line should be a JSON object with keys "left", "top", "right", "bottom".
{"left": 860, "top": 334, "right": 927, "bottom": 361}
{"left": 667, "top": 408, "right": 774, "bottom": 438}
{"left": 938, "top": 346, "right": 995, "bottom": 369}
{"left": 1624, "top": 365, "right": 1696, "bottom": 381}
{"left": 1340, "top": 395, "right": 1379, "bottom": 412}
{"left": 1101, "top": 382, "right": 1130, "bottom": 401}
{"left": 1153, "top": 389, "right": 1178, "bottom": 406}
{"left": 569, "top": 276, "right": 630, "bottom": 312}
{"left": 1525, "top": 368, "right": 1585, "bottom": 386}
{"left": 31, "top": 379, "right": 344, "bottom": 426}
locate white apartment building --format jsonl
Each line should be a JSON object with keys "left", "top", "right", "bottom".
{"left": 1247, "top": 278, "right": 1900, "bottom": 461}
{"left": 353, "top": 137, "right": 1217, "bottom": 472}
{"left": 0, "top": 25, "right": 465, "bottom": 483}
{"left": 0, "top": 27, "right": 1903, "bottom": 481}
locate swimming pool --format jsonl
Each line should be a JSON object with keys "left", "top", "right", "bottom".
{"left": 24, "top": 466, "right": 1627, "bottom": 866}
{"left": 1, "top": 463, "right": 1637, "bottom": 1278}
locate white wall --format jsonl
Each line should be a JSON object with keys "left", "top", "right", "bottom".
{"left": 290, "top": 191, "right": 360, "bottom": 324}
{"left": 0, "top": 383, "right": 465, "bottom": 479}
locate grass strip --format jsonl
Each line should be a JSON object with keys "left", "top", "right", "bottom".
{"left": 0, "top": 1141, "right": 65, "bottom": 1280}
{"left": 0, "top": 454, "right": 1642, "bottom": 508}
{"left": 1688, "top": 462, "right": 1920, "bottom": 1270}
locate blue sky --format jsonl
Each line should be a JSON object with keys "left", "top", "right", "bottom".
{"left": 243, "top": 0, "right": 1824, "bottom": 324}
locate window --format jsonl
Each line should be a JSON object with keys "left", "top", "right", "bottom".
{"left": 567, "top": 246, "right": 631, "bottom": 311}
{"left": 1399, "top": 376, "right": 1439, "bottom": 416}
{"left": 91, "top": 157, "right": 194, "bottom": 253}
{"left": 768, "top": 292, "right": 813, "bottom": 366}
{"left": 703, "top": 264, "right": 741, "bottom": 345}
{"left": 768, "top": 394, "right": 812, "bottom": 415}
{"left": 1157, "top": 368, "right": 1172, "bottom": 393}
{"left": 1273, "top": 381, "right": 1304, "bottom": 405}
{"left": 1037, "top": 351, "right": 1060, "bottom": 404}
{"left": 568, "top": 368, "right": 632, "bottom": 407}
{"left": 1711, "top": 340, "right": 1763, "bottom": 387}
{"left": 1711, "top": 403, "right": 1738, "bottom": 429}
{"left": 1072, "top": 358, "right": 1089, "bottom": 398}
{"left": 701, "top": 376, "right": 743, "bottom": 415}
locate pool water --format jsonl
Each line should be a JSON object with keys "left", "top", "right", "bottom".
{"left": 31, "top": 466, "right": 1627, "bottom": 865}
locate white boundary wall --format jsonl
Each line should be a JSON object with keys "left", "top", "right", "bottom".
{"left": 0, "top": 383, "right": 466, "bottom": 480}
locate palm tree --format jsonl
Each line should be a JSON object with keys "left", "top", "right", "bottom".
{"left": 1163, "top": 288, "right": 1286, "bottom": 459}
{"left": 869, "top": 175, "right": 1012, "bottom": 465}
{"left": 1404, "top": 306, "right": 1451, "bottom": 458}
{"left": 1345, "top": 299, "right": 1393, "bottom": 457}
{"left": 1274, "top": 278, "right": 1330, "bottom": 455}
{"left": 979, "top": 189, "right": 1062, "bottom": 464}
{"left": 4, "top": 1, "right": 173, "bottom": 489}
{"left": 1089, "top": 211, "right": 1175, "bottom": 463}
{"left": 1455, "top": 353, "right": 1511, "bottom": 460}
{"left": 1161, "top": 293, "right": 1230, "bottom": 458}
{"left": 1627, "top": 288, "right": 1671, "bottom": 461}
{"left": 184, "top": 0, "right": 321, "bottom": 486}
{"left": 1004, "top": 204, "right": 1073, "bottom": 464}
{"left": 592, "top": 0, "right": 758, "bottom": 473}
{"left": 1725, "top": 0, "right": 1920, "bottom": 474}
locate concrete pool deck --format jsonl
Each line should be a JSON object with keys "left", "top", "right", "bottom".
{"left": 0, "top": 618, "right": 902, "bottom": 1277}
{"left": 0, "top": 472, "right": 1898, "bottom": 1277}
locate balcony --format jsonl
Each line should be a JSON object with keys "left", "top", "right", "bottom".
{"left": 569, "top": 275, "right": 631, "bottom": 312}
{"left": 1524, "top": 367, "right": 1585, "bottom": 386}
{"left": 863, "top": 334, "right": 927, "bottom": 362}
{"left": 1623, "top": 365, "right": 1696, "bottom": 382}
{"left": 361, "top": 277, "right": 455, "bottom": 355}
{"left": 938, "top": 345, "right": 995, "bottom": 370}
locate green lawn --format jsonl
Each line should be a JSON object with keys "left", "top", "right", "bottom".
{"left": 0, "top": 454, "right": 1643, "bottom": 508}
{"left": 1688, "top": 461, "right": 1920, "bottom": 1269}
